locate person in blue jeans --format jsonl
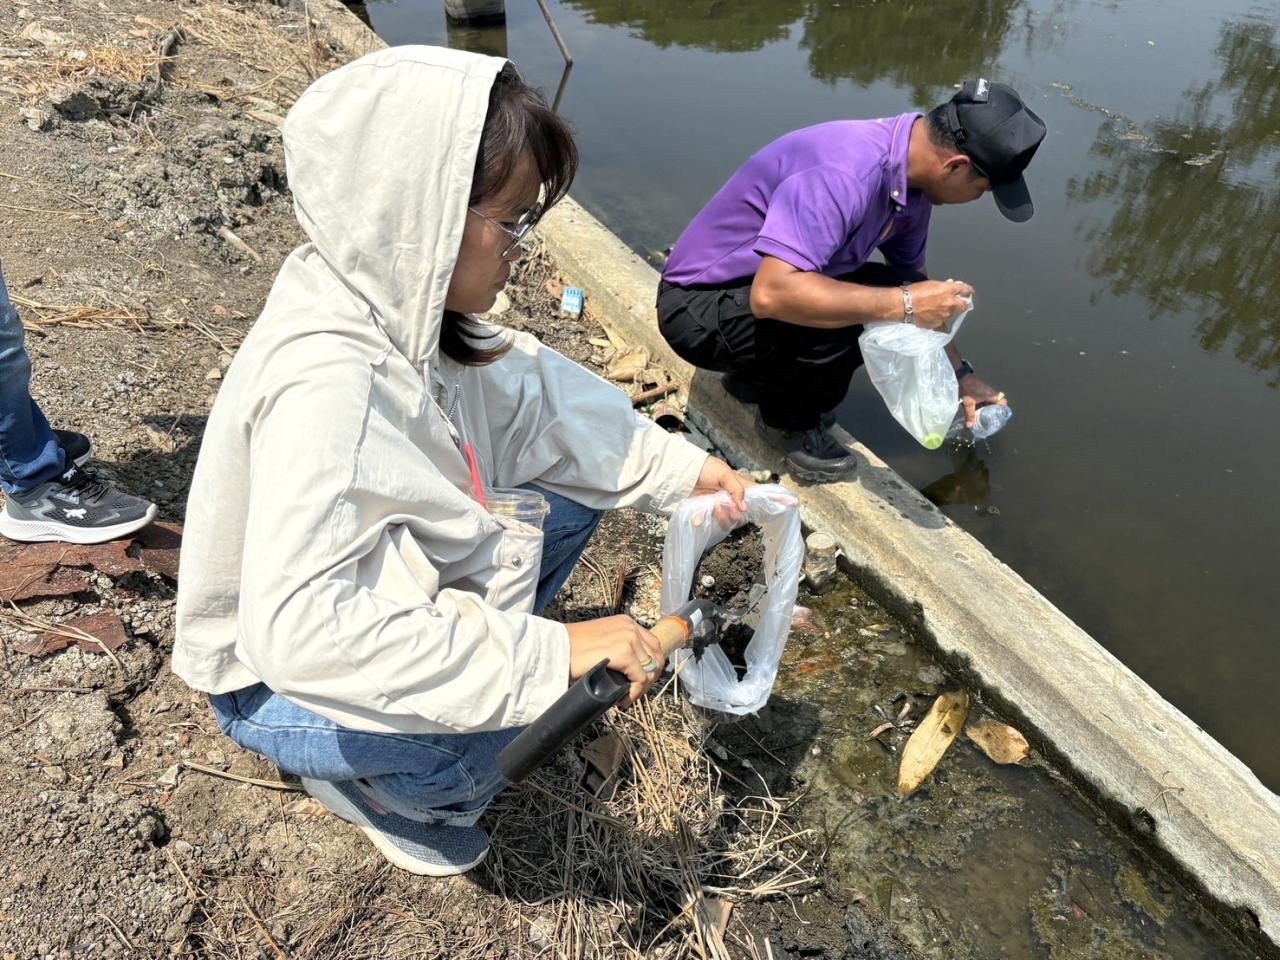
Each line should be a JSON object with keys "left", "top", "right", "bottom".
{"left": 174, "top": 48, "right": 750, "bottom": 879}
{"left": 209, "top": 488, "right": 602, "bottom": 866}
{"left": 0, "top": 264, "right": 155, "bottom": 543}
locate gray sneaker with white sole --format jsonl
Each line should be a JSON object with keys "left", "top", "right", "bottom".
{"left": 301, "top": 777, "right": 490, "bottom": 876}
{"left": 0, "top": 464, "right": 156, "bottom": 544}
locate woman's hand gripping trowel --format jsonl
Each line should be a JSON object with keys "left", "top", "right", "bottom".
{"left": 497, "top": 599, "right": 731, "bottom": 783}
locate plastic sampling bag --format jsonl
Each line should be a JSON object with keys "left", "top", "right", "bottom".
{"left": 660, "top": 484, "right": 803, "bottom": 714}
{"left": 859, "top": 296, "right": 972, "bottom": 449}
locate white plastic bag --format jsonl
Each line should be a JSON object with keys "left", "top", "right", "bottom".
{"left": 859, "top": 296, "right": 972, "bottom": 449}
{"left": 660, "top": 484, "right": 803, "bottom": 714}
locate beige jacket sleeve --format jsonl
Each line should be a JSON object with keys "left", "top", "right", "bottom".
{"left": 479, "top": 332, "right": 709, "bottom": 512}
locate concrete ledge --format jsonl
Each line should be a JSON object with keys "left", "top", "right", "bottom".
{"left": 302, "top": 2, "right": 1280, "bottom": 951}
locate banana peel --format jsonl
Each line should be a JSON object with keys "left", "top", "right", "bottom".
{"left": 897, "top": 691, "right": 969, "bottom": 797}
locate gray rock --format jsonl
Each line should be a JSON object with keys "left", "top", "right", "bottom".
{"left": 20, "top": 106, "right": 54, "bottom": 132}
{"left": 34, "top": 691, "right": 121, "bottom": 763}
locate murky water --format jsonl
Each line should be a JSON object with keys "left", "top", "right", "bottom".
{"left": 361, "top": 0, "right": 1280, "bottom": 788}
{"left": 735, "top": 583, "right": 1260, "bottom": 958}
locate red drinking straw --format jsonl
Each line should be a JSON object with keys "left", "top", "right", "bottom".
{"left": 464, "top": 442, "right": 487, "bottom": 509}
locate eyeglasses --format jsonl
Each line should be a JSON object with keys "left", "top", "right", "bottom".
{"left": 468, "top": 201, "right": 545, "bottom": 260}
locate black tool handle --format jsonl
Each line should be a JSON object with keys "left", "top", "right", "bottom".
{"left": 497, "top": 658, "right": 629, "bottom": 783}
{"left": 495, "top": 601, "right": 715, "bottom": 783}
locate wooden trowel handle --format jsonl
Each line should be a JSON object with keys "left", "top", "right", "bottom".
{"left": 650, "top": 614, "right": 692, "bottom": 656}
{"left": 648, "top": 599, "right": 722, "bottom": 657}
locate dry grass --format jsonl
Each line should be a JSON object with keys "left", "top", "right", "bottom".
{"left": 11, "top": 291, "right": 245, "bottom": 356}
{"left": 13, "top": 293, "right": 153, "bottom": 333}
{"left": 178, "top": 3, "right": 337, "bottom": 109}
{"left": 181, "top": 690, "right": 813, "bottom": 960}
{"left": 4, "top": 6, "right": 333, "bottom": 113}
{"left": 481, "top": 691, "right": 815, "bottom": 959}
{"left": 7, "top": 32, "right": 160, "bottom": 100}
{"left": 0, "top": 603, "right": 126, "bottom": 673}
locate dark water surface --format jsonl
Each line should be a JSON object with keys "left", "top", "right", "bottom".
{"left": 364, "top": 0, "right": 1280, "bottom": 790}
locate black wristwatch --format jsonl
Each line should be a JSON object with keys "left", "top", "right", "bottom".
{"left": 955, "top": 358, "right": 975, "bottom": 381}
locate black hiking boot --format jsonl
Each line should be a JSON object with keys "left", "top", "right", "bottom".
{"left": 755, "top": 411, "right": 857, "bottom": 483}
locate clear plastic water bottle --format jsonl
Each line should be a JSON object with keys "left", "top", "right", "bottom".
{"left": 948, "top": 404, "right": 1014, "bottom": 443}
{"left": 971, "top": 404, "right": 1013, "bottom": 440}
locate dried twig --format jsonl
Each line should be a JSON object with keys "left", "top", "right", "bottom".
{"left": 103, "top": 27, "right": 183, "bottom": 117}
{"left": 96, "top": 912, "right": 134, "bottom": 951}
{"left": 0, "top": 603, "right": 126, "bottom": 673}
{"left": 632, "top": 379, "right": 682, "bottom": 406}
{"left": 181, "top": 760, "right": 303, "bottom": 792}
{"left": 235, "top": 891, "right": 288, "bottom": 960}
{"left": 216, "top": 225, "right": 264, "bottom": 264}
{"left": 0, "top": 709, "right": 46, "bottom": 738}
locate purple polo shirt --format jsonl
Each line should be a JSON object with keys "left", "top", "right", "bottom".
{"left": 663, "top": 113, "right": 931, "bottom": 287}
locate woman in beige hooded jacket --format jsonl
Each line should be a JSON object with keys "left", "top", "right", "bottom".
{"left": 173, "top": 46, "right": 748, "bottom": 876}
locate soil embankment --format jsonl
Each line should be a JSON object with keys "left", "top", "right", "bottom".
{"left": 0, "top": 4, "right": 887, "bottom": 957}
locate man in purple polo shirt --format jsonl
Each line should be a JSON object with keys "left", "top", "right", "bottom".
{"left": 658, "top": 80, "right": 1046, "bottom": 482}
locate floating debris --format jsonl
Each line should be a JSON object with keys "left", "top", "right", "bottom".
{"left": 1183, "top": 150, "right": 1222, "bottom": 167}
{"left": 965, "top": 719, "right": 1031, "bottom": 764}
{"left": 898, "top": 691, "right": 969, "bottom": 797}
{"left": 865, "top": 721, "right": 894, "bottom": 741}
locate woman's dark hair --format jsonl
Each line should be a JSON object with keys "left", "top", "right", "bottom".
{"left": 440, "top": 63, "right": 579, "bottom": 366}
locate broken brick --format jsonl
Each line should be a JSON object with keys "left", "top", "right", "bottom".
{"left": 133, "top": 521, "right": 182, "bottom": 582}
{"left": 14, "top": 610, "right": 130, "bottom": 658}
{"left": 0, "top": 563, "right": 91, "bottom": 603}
{"left": 0, "top": 538, "right": 145, "bottom": 601}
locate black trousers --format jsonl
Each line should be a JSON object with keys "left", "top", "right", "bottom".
{"left": 657, "top": 261, "right": 926, "bottom": 431}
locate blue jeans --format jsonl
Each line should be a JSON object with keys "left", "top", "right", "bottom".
{"left": 209, "top": 485, "right": 603, "bottom": 825}
{"left": 0, "top": 264, "right": 65, "bottom": 496}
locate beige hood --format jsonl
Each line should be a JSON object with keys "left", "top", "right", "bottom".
{"left": 284, "top": 45, "right": 500, "bottom": 366}
{"left": 172, "top": 46, "right": 708, "bottom": 734}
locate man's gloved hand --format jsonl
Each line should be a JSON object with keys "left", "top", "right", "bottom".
{"left": 957, "top": 374, "right": 1007, "bottom": 428}
{"left": 905, "top": 279, "right": 973, "bottom": 329}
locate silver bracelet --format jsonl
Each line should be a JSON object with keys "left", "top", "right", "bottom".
{"left": 900, "top": 283, "right": 914, "bottom": 323}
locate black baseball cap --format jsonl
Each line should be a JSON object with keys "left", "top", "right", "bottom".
{"left": 944, "top": 79, "right": 1046, "bottom": 222}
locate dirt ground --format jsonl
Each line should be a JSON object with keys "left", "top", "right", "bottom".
{"left": 0, "top": 3, "right": 920, "bottom": 958}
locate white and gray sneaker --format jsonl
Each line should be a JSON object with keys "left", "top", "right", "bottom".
{"left": 0, "top": 464, "right": 157, "bottom": 544}
{"left": 301, "top": 777, "right": 490, "bottom": 877}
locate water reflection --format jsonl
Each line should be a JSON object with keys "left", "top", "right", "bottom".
{"left": 1068, "top": 17, "right": 1280, "bottom": 383}
{"left": 799, "top": 0, "right": 1025, "bottom": 102}
{"left": 562, "top": 0, "right": 803, "bottom": 54}
{"left": 566, "top": 0, "right": 1025, "bottom": 103}
{"left": 920, "top": 450, "right": 992, "bottom": 506}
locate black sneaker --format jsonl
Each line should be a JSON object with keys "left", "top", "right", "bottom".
{"left": 53, "top": 429, "right": 92, "bottom": 467}
{"left": 755, "top": 411, "right": 857, "bottom": 483}
{"left": 0, "top": 464, "right": 156, "bottom": 544}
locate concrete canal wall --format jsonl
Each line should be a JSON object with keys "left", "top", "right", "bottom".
{"left": 306, "top": 0, "right": 1280, "bottom": 950}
